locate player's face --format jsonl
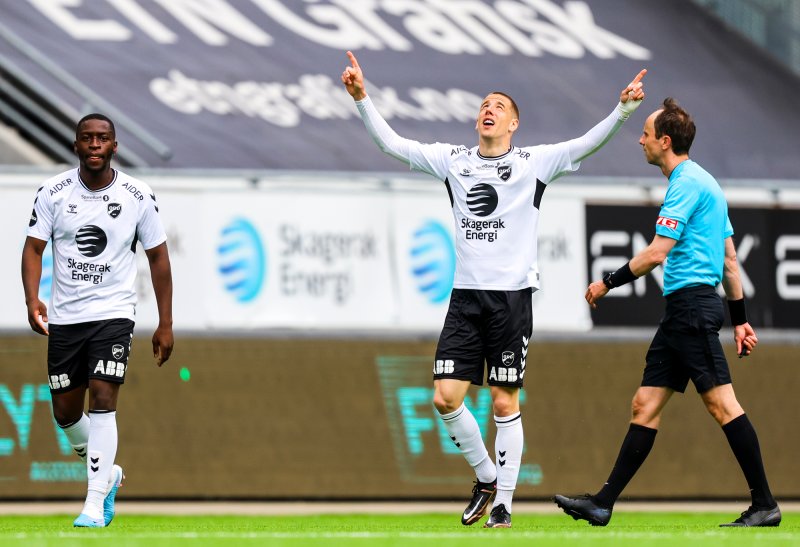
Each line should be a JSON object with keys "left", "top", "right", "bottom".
{"left": 476, "top": 94, "right": 518, "bottom": 140}
{"left": 639, "top": 110, "right": 664, "bottom": 166}
{"left": 74, "top": 119, "right": 117, "bottom": 174}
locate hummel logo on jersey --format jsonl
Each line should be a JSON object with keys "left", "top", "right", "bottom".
{"left": 434, "top": 359, "right": 455, "bottom": 374}
{"left": 460, "top": 168, "right": 472, "bottom": 176}
{"left": 656, "top": 216, "right": 679, "bottom": 229}
{"left": 467, "top": 183, "right": 498, "bottom": 217}
{"left": 75, "top": 225, "right": 108, "bottom": 257}
{"left": 107, "top": 203, "right": 122, "bottom": 218}
{"left": 489, "top": 367, "right": 518, "bottom": 383}
{"left": 94, "top": 360, "right": 126, "bottom": 378}
{"left": 48, "top": 374, "right": 70, "bottom": 390}
{"left": 111, "top": 344, "right": 125, "bottom": 360}
{"left": 67, "top": 204, "right": 78, "bottom": 214}
{"left": 497, "top": 165, "right": 512, "bottom": 181}
{"left": 501, "top": 351, "right": 515, "bottom": 366}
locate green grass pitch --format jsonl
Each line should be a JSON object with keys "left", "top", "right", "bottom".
{"left": 0, "top": 512, "right": 797, "bottom": 547}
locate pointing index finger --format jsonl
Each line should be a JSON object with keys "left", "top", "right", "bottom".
{"left": 346, "top": 50, "right": 360, "bottom": 69}
{"left": 629, "top": 69, "right": 647, "bottom": 87}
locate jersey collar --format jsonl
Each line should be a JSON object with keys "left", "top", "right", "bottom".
{"left": 78, "top": 168, "right": 117, "bottom": 193}
{"left": 477, "top": 146, "right": 514, "bottom": 161}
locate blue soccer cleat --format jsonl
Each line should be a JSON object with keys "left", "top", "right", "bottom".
{"left": 103, "top": 465, "right": 125, "bottom": 526}
{"left": 73, "top": 513, "right": 105, "bottom": 527}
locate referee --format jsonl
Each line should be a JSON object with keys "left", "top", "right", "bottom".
{"left": 553, "top": 98, "right": 780, "bottom": 528}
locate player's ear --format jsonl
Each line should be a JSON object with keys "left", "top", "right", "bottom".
{"left": 509, "top": 119, "right": 519, "bottom": 133}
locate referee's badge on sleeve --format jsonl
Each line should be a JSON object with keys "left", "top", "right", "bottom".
{"left": 656, "top": 216, "right": 679, "bottom": 229}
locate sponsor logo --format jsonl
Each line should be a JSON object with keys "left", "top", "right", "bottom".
{"left": 489, "top": 366, "right": 518, "bottom": 382}
{"left": 498, "top": 165, "right": 512, "bottom": 181}
{"left": 656, "top": 216, "right": 679, "bottom": 229}
{"left": 111, "top": 344, "right": 125, "bottom": 360}
{"left": 49, "top": 178, "right": 73, "bottom": 196}
{"left": 67, "top": 258, "right": 111, "bottom": 284}
{"left": 80, "top": 194, "right": 104, "bottom": 201}
{"left": 48, "top": 374, "right": 71, "bottom": 390}
{"left": 93, "top": 360, "right": 126, "bottom": 378}
{"left": 460, "top": 217, "right": 505, "bottom": 242}
{"left": 67, "top": 204, "right": 77, "bottom": 214}
{"left": 218, "top": 218, "right": 266, "bottom": 303}
{"left": 466, "top": 183, "right": 498, "bottom": 217}
{"left": 103, "top": 195, "right": 110, "bottom": 202}
{"left": 75, "top": 225, "right": 107, "bottom": 257}
{"left": 122, "top": 182, "right": 144, "bottom": 201}
{"left": 107, "top": 203, "right": 122, "bottom": 218}
{"left": 433, "top": 359, "right": 455, "bottom": 375}
{"left": 410, "top": 220, "right": 455, "bottom": 304}
{"left": 501, "top": 351, "right": 515, "bottom": 366}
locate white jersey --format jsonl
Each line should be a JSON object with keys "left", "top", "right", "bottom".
{"left": 356, "top": 96, "right": 631, "bottom": 291}
{"left": 27, "top": 168, "right": 166, "bottom": 324}
{"left": 409, "top": 142, "right": 575, "bottom": 290}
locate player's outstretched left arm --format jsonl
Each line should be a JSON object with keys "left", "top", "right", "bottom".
{"left": 145, "top": 242, "right": 174, "bottom": 366}
{"left": 721, "top": 237, "right": 757, "bottom": 358}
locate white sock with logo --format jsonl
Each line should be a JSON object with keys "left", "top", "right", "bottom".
{"left": 82, "top": 411, "right": 117, "bottom": 520}
{"left": 494, "top": 412, "right": 523, "bottom": 513}
{"left": 439, "top": 403, "right": 496, "bottom": 483}
{"left": 59, "top": 413, "right": 90, "bottom": 462}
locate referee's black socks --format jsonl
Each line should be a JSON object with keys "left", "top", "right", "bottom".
{"left": 722, "top": 414, "right": 777, "bottom": 509}
{"left": 594, "top": 423, "right": 657, "bottom": 508}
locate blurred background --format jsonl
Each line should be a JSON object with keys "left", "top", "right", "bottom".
{"left": 0, "top": 0, "right": 798, "bottom": 501}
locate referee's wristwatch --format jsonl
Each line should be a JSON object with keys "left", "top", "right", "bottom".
{"left": 602, "top": 272, "right": 615, "bottom": 289}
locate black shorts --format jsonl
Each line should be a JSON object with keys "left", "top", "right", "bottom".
{"left": 47, "top": 319, "right": 135, "bottom": 393}
{"left": 643, "top": 285, "right": 731, "bottom": 394}
{"left": 434, "top": 288, "right": 532, "bottom": 387}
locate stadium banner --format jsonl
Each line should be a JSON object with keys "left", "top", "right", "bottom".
{"left": 586, "top": 205, "right": 800, "bottom": 328}
{"left": 1, "top": 335, "right": 796, "bottom": 499}
{"left": 1, "top": 1, "right": 798, "bottom": 179}
{"left": 1, "top": 179, "right": 590, "bottom": 333}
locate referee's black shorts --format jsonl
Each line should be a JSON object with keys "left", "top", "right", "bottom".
{"left": 434, "top": 287, "right": 532, "bottom": 388}
{"left": 643, "top": 285, "right": 731, "bottom": 394}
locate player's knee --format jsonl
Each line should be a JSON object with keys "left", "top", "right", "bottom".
{"left": 492, "top": 398, "right": 518, "bottom": 417}
{"left": 432, "top": 391, "right": 461, "bottom": 414}
{"left": 52, "top": 408, "right": 83, "bottom": 427}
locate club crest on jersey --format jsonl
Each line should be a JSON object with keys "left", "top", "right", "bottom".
{"left": 502, "top": 351, "right": 515, "bottom": 366}
{"left": 498, "top": 165, "right": 512, "bottom": 181}
{"left": 111, "top": 344, "right": 125, "bottom": 360}
{"left": 108, "top": 203, "right": 122, "bottom": 218}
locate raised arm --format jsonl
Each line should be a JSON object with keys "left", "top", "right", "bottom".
{"left": 341, "top": 51, "right": 413, "bottom": 163}
{"left": 721, "top": 236, "right": 757, "bottom": 357}
{"left": 567, "top": 69, "right": 647, "bottom": 163}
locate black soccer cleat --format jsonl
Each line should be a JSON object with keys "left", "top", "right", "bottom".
{"left": 553, "top": 494, "right": 612, "bottom": 527}
{"left": 720, "top": 505, "right": 781, "bottom": 527}
{"left": 483, "top": 503, "right": 512, "bottom": 528}
{"left": 461, "top": 479, "right": 497, "bottom": 525}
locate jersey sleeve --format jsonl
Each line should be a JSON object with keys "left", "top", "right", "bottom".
{"left": 137, "top": 190, "right": 167, "bottom": 250}
{"left": 723, "top": 211, "right": 734, "bottom": 238}
{"left": 655, "top": 176, "right": 699, "bottom": 240}
{"left": 526, "top": 142, "right": 576, "bottom": 184}
{"left": 26, "top": 185, "right": 53, "bottom": 242}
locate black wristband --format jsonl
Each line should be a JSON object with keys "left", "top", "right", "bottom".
{"left": 604, "top": 262, "right": 638, "bottom": 289}
{"left": 728, "top": 298, "right": 748, "bottom": 326}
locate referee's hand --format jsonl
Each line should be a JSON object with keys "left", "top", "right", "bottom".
{"left": 585, "top": 280, "right": 609, "bottom": 309}
{"left": 734, "top": 323, "right": 758, "bottom": 358}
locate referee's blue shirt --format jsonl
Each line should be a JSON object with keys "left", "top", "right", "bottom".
{"left": 655, "top": 160, "right": 733, "bottom": 296}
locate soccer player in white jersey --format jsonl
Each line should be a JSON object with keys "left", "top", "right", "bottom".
{"left": 342, "top": 51, "right": 646, "bottom": 528}
{"left": 21, "top": 114, "right": 174, "bottom": 528}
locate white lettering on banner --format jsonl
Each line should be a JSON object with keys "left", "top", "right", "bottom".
{"left": 589, "top": 231, "right": 663, "bottom": 297}
{"left": 775, "top": 235, "right": 800, "bottom": 300}
{"left": 150, "top": 71, "right": 483, "bottom": 126}
{"left": 27, "top": 0, "right": 651, "bottom": 59}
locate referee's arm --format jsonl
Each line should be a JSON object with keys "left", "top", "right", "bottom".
{"left": 720, "top": 236, "right": 757, "bottom": 357}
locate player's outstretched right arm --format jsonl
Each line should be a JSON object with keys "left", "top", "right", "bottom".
{"left": 341, "top": 51, "right": 413, "bottom": 164}
{"left": 21, "top": 236, "right": 49, "bottom": 335}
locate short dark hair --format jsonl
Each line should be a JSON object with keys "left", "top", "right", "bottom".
{"left": 654, "top": 98, "right": 694, "bottom": 155}
{"left": 76, "top": 113, "right": 116, "bottom": 139}
{"left": 489, "top": 91, "right": 519, "bottom": 120}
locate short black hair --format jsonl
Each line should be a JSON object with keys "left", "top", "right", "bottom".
{"left": 654, "top": 98, "right": 695, "bottom": 155}
{"left": 76, "top": 113, "right": 116, "bottom": 139}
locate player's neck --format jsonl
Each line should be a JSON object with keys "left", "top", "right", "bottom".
{"left": 661, "top": 154, "right": 689, "bottom": 178}
{"left": 478, "top": 137, "right": 512, "bottom": 158}
{"left": 79, "top": 167, "right": 115, "bottom": 190}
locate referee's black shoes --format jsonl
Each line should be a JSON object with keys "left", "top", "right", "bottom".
{"left": 553, "top": 494, "right": 612, "bottom": 526}
{"left": 720, "top": 505, "right": 782, "bottom": 527}
{"left": 461, "top": 479, "right": 496, "bottom": 525}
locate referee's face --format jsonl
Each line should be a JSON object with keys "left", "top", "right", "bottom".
{"left": 476, "top": 94, "right": 518, "bottom": 141}
{"left": 639, "top": 110, "right": 664, "bottom": 166}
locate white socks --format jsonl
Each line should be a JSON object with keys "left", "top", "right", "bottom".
{"left": 439, "top": 404, "right": 496, "bottom": 484}
{"left": 82, "top": 411, "right": 118, "bottom": 519}
{"left": 59, "top": 413, "right": 90, "bottom": 462}
{"left": 494, "top": 412, "right": 523, "bottom": 513}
